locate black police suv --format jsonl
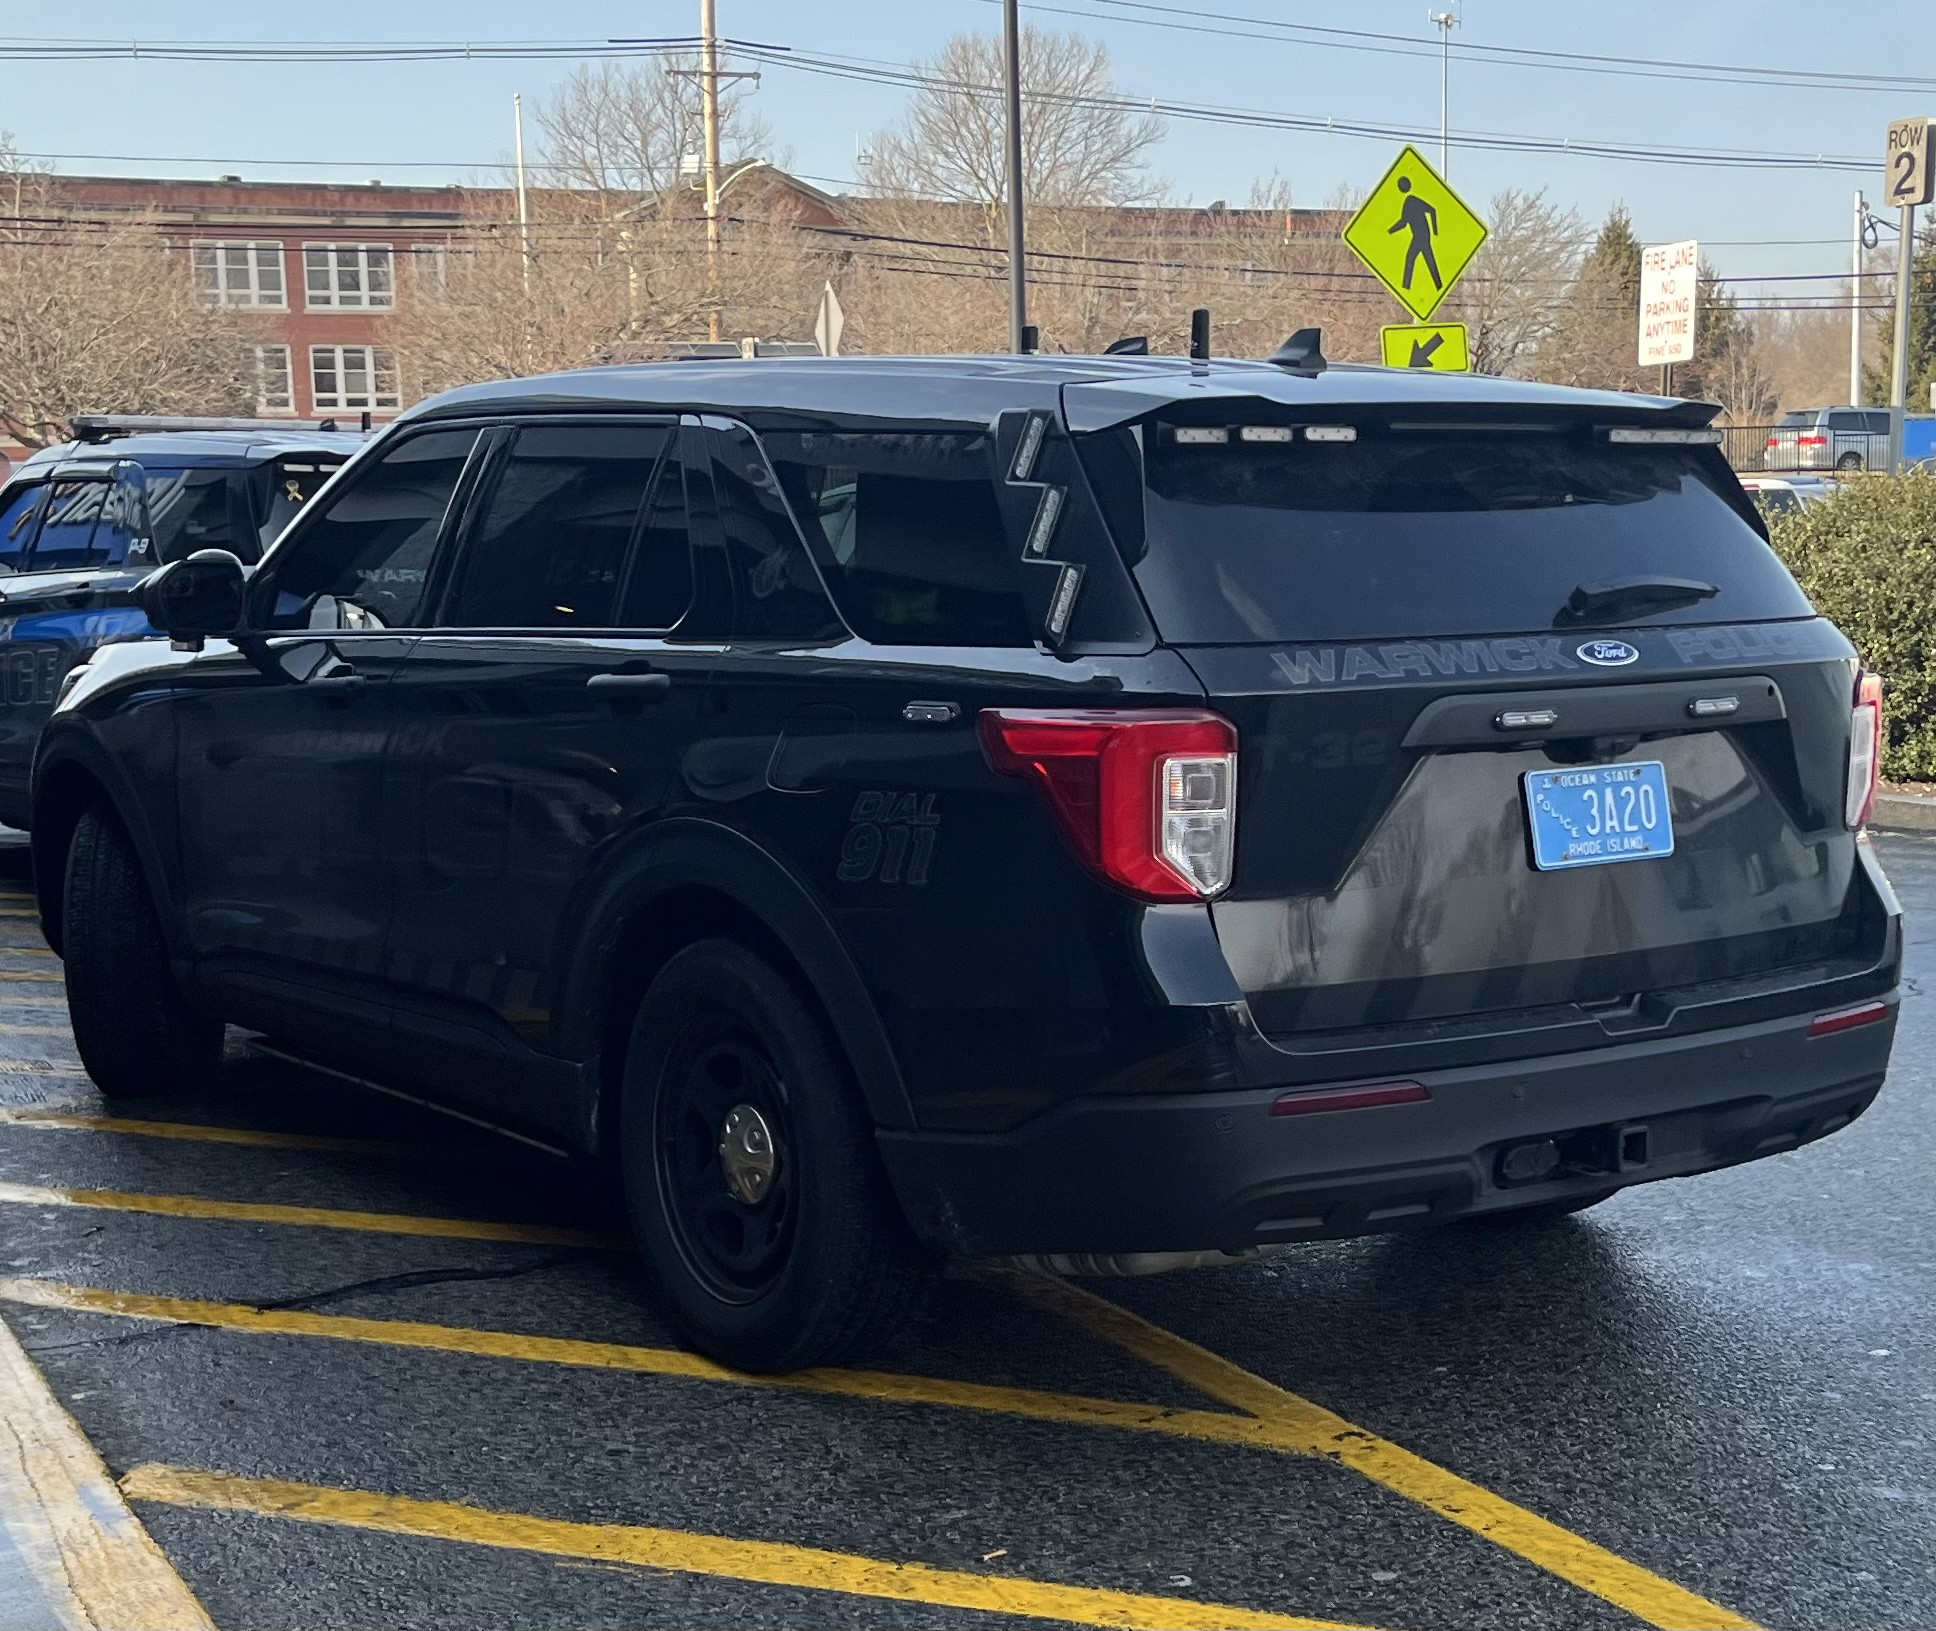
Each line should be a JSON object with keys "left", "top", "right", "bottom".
{"left": 0, "top": 417, "right": 361, "bottom": 829}
{"left": 30, "top": 355, "right": 1899, "bottom": 1371}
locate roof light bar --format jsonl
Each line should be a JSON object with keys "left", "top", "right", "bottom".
{"left": 1605, "top": 427, "right": 1725, "bottom": 445}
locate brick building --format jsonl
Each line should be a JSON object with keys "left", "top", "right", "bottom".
{"left": 55, "top": 174, "right": 476, "bottom": 424}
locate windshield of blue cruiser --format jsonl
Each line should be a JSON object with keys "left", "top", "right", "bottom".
{"left": 1128, "top": 424, "right": 1811, "bottom": 644}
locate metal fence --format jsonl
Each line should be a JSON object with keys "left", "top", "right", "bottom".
{"left": 1720, "top": 425, "right": 1787, "bottom": 471}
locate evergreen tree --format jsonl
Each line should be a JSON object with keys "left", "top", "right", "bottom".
{"left": 1537, "top": 204, "right": 1647, "bottom": 390}
{"left": 1865, "top": 215, "right": 1935, "bottom": 410}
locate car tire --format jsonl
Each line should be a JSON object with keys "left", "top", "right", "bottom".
{"left": 620, "top": 938, "right": 934, "bottom": 1373}
{"left": 1835, "top": 452, "right": 1863, "bottom": 471}
{"left": 62, "top": 805, "right": 223, "bottom": 1099}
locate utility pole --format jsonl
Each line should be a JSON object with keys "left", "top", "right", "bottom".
{"left": 513, "top": 93, "right": 531, "bottom": 289}
{"left": 1003, "top": 0, "right": 1028, "bottom": 352}
{"left": 700, "top": 0, "right": 724, "bottom": 342}
{"left": 1429, "top": 8, "right": 1459, "bottom": 173}
{"left": 1851, "top": 191, "right": 1867, "bottom": 405}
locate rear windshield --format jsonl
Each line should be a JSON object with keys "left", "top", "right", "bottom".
{"left": 1122, "top": 425, "right": 1812, "bottom": 645}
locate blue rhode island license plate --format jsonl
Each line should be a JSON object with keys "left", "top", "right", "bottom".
{"left": 1523, "top": 761, "right": 1674, "bottom": 872}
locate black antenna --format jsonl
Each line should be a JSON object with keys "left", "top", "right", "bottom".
{"left": 1020, "top": 324, "right": 1040, "bottom": 354}
{"left": 1267, "top": 327, "right": 1328, "bottom": 376}
{"left": 1188, "top": 308, "right": 1211, "bottom": 361}
{"left": 1103, "top": 335, "right": 1149, "bottom": 355}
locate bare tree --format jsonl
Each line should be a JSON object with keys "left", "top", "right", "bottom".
{"left": 1447, "top": 188, "right": 1586, "bottom": 377}
{"left": 536, "top": 58, "right": 770, "bottom": 210}
{"left": 865, "top": 28, "right": 1164, "bottom": 212}
{"left": 0, "top": 167, "right": 248, "bottom": 446}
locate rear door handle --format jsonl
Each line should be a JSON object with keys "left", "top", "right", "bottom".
{"left": 587, "top": 672, "right": 672, "bottom": 700}
{"left": 308, "top": 671, "right": 366, "bottom": 693}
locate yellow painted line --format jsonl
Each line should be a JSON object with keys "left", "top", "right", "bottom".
{"left": 0, "top": 908, "right": 40, "bottom": 917}
{"left": 121, "top": 1463, "right": 1360, "bottom": 1630}
{"left": 0, "top": 1280, "right": 1299, "bottom": 1455}
{"left": 1002, "top": 1269, "right": 1758, "bottom": 1631}
{"left": 0, "top": 1061, "right": 86, "bottom": 1077}
{"left": 0, "top": 971, "right": 61, "bottom": 984}
{"left": 0, "top": 1318, "right": 213, "bottom": 1628}
{"left": 0, "top": 1182, "right": 623, "bottom": 1250}
{"left": 0, "top": 947, "right": 55, "bottom": 960}
{"left": 0, "top": 1109, "right": 409, "bottom": 1157}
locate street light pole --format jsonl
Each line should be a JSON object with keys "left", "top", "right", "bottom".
{"left": 1429, "top": 9, "right": 1458, "bottom": 173}
{"left": 513, "top": 92, "right": 531, "bottom": 289}
{"left": 1003, "top": 0, "right": 1028, "bottom": 352}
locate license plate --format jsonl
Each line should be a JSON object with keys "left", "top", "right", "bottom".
{"left": 1523, "top": 761, "right": 1674, "bottom": 871}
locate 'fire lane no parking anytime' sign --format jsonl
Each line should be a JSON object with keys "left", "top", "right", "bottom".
{"left": 1638, "top": 239, "right": 1698, "bottom": 369}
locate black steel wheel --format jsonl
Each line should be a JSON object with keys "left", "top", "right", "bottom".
{"left": 655, "top": 1030, "right": 798, "bottom": 1303}
{"left": 620, "top": 937, "right": 933, "bottom": 1372}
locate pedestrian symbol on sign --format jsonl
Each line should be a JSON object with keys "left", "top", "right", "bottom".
{"left": 1341, "top": 145, "right": 1488, "bottom": 322}
{"left": 1389, "top": 176, "right": 1441, "bottom": 293}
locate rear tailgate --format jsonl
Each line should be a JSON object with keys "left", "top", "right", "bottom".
{"left": 1076, "top": 400, "right": 1890, "bottom": 1063}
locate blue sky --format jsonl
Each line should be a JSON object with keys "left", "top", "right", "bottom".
{"left": 4, "top": 0, "right": 1919, "bottom": 299}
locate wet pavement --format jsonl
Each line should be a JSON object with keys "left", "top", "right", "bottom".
{"left": 0, "top": 835, "right": 1927, "bottom": 1630}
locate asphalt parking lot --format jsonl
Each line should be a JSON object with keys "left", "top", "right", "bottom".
{"left": 0, "top": 835, "right": 1927, "bottom": 1631}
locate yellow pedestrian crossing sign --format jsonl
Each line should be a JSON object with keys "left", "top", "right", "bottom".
{"left": 1342, "top": 146, "right": 1488, "bottom": 322}
{"left": 1380, "top": 322, "right": 1470, "bottom": 372}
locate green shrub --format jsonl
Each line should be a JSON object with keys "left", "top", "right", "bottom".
{"left": 1767, "top": 471, "right": 1936, "bottom": 780}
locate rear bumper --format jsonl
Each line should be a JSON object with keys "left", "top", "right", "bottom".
{"left": 877, "top": 997, "right": 1897, "bottom": 1256}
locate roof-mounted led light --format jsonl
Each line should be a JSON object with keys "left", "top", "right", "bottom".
{"left": 1239, "top": 425, "right": 1294, "bottom": 443}
{"left": 1303, "top": 425, "right": 1357, "bottom": 443}
{"left": 1605, "top": 427, "right": 1724, "bottom": 445}
{"left": 1173, "top": 427, "right": 1228, "bottom": 445}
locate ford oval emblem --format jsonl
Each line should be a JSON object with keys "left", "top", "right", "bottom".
{"left": 1577, "top": 639, "right": 1640, "bottom": 667}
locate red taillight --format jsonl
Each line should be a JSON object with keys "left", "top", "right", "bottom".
{"left": 1807, "top": 1001, "right": 1889, "bottom": 1038}
{"left": 1847, "top": 671, "right": 1883, "bottom": 830}
{"left": 978, "top": 708, "right": 1237, "bottom": 901}
{"left": 1270, "top": 1081, "right": 1430, "bottom": 1116}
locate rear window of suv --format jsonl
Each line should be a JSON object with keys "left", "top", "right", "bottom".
{"left": 1121, "top": 423, "right": 1812, "bottom": 645}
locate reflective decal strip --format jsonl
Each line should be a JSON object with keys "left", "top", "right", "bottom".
{"left": 1046, "top": 564, "right": 1085, "bottom": 643}
{"left": 1010, "top": 410, "right": 1051, "bottom": 482}
{"left": 1024, "top": 485, "right": 1066, "bottom": 556}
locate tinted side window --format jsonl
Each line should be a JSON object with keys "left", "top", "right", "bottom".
{"left": 706, "top": 423, "right": 845, "bottom": 642}
{"left": 622, "top": 452, "right": 695, "bottom": 630}
{"left": 765, "top": 431, "right": 1029, "bottom": 646}
{"left": 1826, "top": 411, "right": 1862, "bottom": 431}
{"left": 443, "top": 423, "right": 669, "bottom": 629}
{"left": 0, "top": 484, "right": 46, "bottom": 573}
{"left": 256, "top": 457, "right": 347, "bottom": 552}
{"left": 266, "top": 427, "right": 480, "bottom": 630}
{"left": 1864, "top": 411, "right": 1891, "bottom": 434}
{"left": 30, "top": 480, "right": 107, "bottom": 571}
{"left": 144, "top": 468, "right": 235, "bottom": 563}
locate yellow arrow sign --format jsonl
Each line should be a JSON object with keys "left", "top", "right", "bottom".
{"left": 1380, "top": 322, "right": 1471, "bottom": 371}
{"left": 1342, "top": 146, "right": 1488, "bottom": 321}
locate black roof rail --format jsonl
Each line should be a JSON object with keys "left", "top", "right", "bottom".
{"left": 69, "top": 414, "right": 370, "bottom": 444}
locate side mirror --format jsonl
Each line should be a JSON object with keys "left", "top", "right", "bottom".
{"left": 137, "top": 549, "right": 247, "bottom": 652}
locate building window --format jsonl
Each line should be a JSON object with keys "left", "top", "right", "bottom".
{"left": 310, "top": 345, "right": 400, "bottom": 411}
{"left": 192, "top": 241, "right": 286, "bottom": 309}
{"left": 251, "top": 345, "right": 294, "bottom": 414}
{"left": 303, "top": 243, "right": 394, "bottom": 310}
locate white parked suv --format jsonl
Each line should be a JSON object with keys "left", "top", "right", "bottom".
{"left": 1765, "top": 407, "right": 1890, "bottom": 472}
